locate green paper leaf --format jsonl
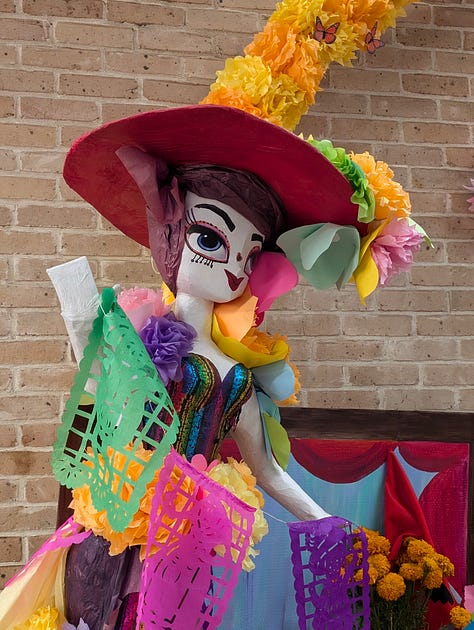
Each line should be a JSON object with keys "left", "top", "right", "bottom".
{"left": 262, "top": 411, "right": 290, "bottom": 471}
{"left": 52, "top": 288, "right": 180, "bottom": 532}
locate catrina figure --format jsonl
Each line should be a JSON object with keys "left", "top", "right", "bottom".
{"left": 0, "top": 105, "right": 424, "bottom": 629}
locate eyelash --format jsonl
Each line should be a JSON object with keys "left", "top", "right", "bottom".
{"left": 185, "top": 221, "right": 229, "bottom": 263}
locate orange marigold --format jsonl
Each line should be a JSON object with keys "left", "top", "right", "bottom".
{"left": 376, "top": 572, "right": 406, "bottom": 601}
{"left": 449, "top": 605, "right": 472, "bottom": 629}
{"left": 404, "top": 537, "right": 435, "bottom": 562}
{"left": 369, "top": 553, "right": 391, "bottom": 579}
{"left": 433, "top": 552, "right": 455, "bottom": 577}
{"left": 399, "top": 561, "right": 424, "bottom": 581}
{"left": 245, "top": 20, "right": 298, "bottom": 74}
{"left": 423, "top": 566, "right": 443, "bottom": 590}
{"left": 363, "top": 528, "right": 391, "bottom": 556}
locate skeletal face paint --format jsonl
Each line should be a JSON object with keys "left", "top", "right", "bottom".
{"left": 176, "top": 192, "right": 264, "bottom": 303}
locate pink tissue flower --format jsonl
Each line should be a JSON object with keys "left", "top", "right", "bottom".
{"left": 371, "top": 219, "right": 423, "bottom": 286}
{"left": 464, "top": 177, "right": 474, "bottom": 213}
{"left": 117, "top": 286, "right": 169, "bottom": 332}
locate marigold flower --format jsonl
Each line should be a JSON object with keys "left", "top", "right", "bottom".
{"left": 423, "top": 563, "right": 443, "bottom": 590}
{"left": 245, "top": 20, "right": 298, "bottom": 74}
{"left": 433, "top": 552, "right": 455, "bottom": 577}
{"left": 351, "top": 151, "right": 411, "bottom": 220}
{"left": 449, "top": 605, "right": 472, "bottom": 629}
{"left": 209, "top": 55, "right": 273, "bottom": 106}
{"left": 404, "top": 537, "right": 435, "bottom": 562}
{"left": 201, "top": 87, "right": 267, "bottom": 119}
{"left": 375, "top": 572, "right": 406, "bottom": 601}
{"left": 398, "top": 561, "right": 424, "bottom": 581}
{"left": 369, "top": 553, "right": 391, "bottom": 579}
{"left": 363, "top": 528, "right": 391, "bottom": 556}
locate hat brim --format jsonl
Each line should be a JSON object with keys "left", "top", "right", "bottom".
{"left": 63, "top": 104, "right": 362, "bottom": 248}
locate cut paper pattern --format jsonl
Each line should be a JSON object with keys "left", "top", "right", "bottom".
{"left": 288, "top": 516, "right": 370, "bottom": 630}
{"left": 137, "top": 449, "right": 255, "bottom": 629}
{"left": 53, "top": 288, "right": 180, "bottom": 532}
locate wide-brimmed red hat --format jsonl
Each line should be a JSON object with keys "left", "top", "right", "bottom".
{"left": 64, "top": 104, "right": 362, "bottom": 248}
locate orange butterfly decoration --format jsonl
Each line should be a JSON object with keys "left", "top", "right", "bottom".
{"left": 314, "top": 16, "right": 340, "bottom": 45}
{"left": 365, "top": 22, "right": 384, "bottom": 53}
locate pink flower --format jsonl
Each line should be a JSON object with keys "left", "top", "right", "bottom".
{"left": 117, "top": 286, "right": 169, "bottom": 332}
{"left": 464, "top": 177, "right": 474, "bottom": 213}
{"left": 371, "top": 220, "right": 423, "bottom": 286}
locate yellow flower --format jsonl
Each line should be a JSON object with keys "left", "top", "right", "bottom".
{"left": 399, "top": 561, "right": 424, "bottom": 581}
{"left": 449, "top": 605, "right": 472, "bottom": 629}
{"left": 271, "top": 0, "right": 329, "bottom": 36}
{"left": 404, "top": 537, "right": 435, "bottom": 562}
{"left": 351, "top": 152, "right": 411, "bottom": 220}
{"left": 375, "top": 572, "right": 406, "bottom": 601}
{"left": 209, "top": 459, "right": 269, "bottom": 571}
{"left": 423, "top": 565, "right": 443, "bottom": 590}
{"left": 201, "top": 87, "right": 268, "bottom": 120}
{"left": 433, "top": 552, "right": 455, "bottom": 577}
{"left": 285, "top": 36, "right": 326, "bottom": 96}
{"left": 369, "top": 553, "right": 391, "bottom": 579}
{"left": 362, "top": 527, "right": 391, "bottom": 556}
{"left": 14, "top": 606, "right": 59, "bottom": 630}
{"left": 259, "top": 73, "right": 309, "bottom": 130}
{"left": 245, "top": 20, "right": 299, "bottom": 74}
{"left": 209, "top": 55, "right": 273, "bottom": 106}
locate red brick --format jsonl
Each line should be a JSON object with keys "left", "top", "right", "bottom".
{"left": 186, "top": 7, "right": 259, "bottom": 33}
{"left": 25, "top": 477, "right": 59, "bottom": 503}
{"left": 108, "top": 1, "right": 184, "bottom": 26}
{"left": 23, "top": 0, "right": 103, "bottom": 18}
{"left": 404, "top": 122, "right": 470, "bottom": 145}
{"left": 446, "top": 241, "right": 474, "bottom": 264}
{"left": 0, "top": 17, "right": 49, "bottom": 42}
{"left": 0, "top": 176, "right": 56, "bottom": 200}
{"left": 331, "top": 117, "right": 401, "bottom": 142}
{"left": 22, "top": 45, "right": 101, "bottom": 71}
{"left": 313, "top": 339, "right": 385, "bottom": 362}
{"left": 0, "top": 43, "right": 16, "bottom": 64}
{"left": 60, "top": 232, "right": 142, "bottom": 257}
{"left": 105, "top": 51, "right": 181, "bottom": 76}
{"left": 143, "top": 79, "right": 209, "bottom": 105}
{"left": 433, "top": 6, "right": 474, "bottom": 28}
{"left": 17, "top": 366, "right": 75, "bottom": 390}
{"left": 21, "top": 96, "right": 100, "bottom": 122}
{"left": 20, "top": 151, "right": 64, "bottom": 174}
{"left": 16, "top": 310, "right": 65, "bottom": 336}
{"left": 0, "top": 149, "right": 16, "bottom": 171}
{"left": 0, "top": 339, "right": 67, "bottom": 364}
{"left": 21, "top": 422, "right": 59, "bottom": 447}
{"left": 0, "top": 230, "right": 56, "bottom": 254}
{"left": 417, "top": 315, "right": 474, "bottom": 336}
{"left": 383, "top": 388, "right": 455, "bottom": 411}
{"left": 331, "top": 67, "right": 401, "bottom": 93}
{"left": 0, "top": 95, "right": 15, "bottom": 118}
{"left": 307, "top": 389, "right": 380, "bottom": 409}
{"left": 0, "top": 506, "right": 56, "bottom": 531}
{"left": 17, "top": 204, "right": 98, "bottom": 229}
{"left": 423, "top": 363, "right": 472, "bottom": 386}
{"left": 396, "top": 26, "right": 461, "bottom": 50}
{"left": 341, "top": 314, "right": 413, "bottom": 337}
{"left": 402, "top": 73, "right": 468, "bottom": 97}
{"left": 0, "top": 425, "right": 17, "bottom": 448}
{"left": 55, "top": 21, "right": 134, "bottom": 48}
{"left": 59, "top": 73, "right": 138, "bottom": 99}
{"left": 138, "top": 27, "right": 214, "bottom": 54}
{"left": 0, "top": 537, "right": 22, "bottom": 562}
{"left": 0, "top": 285, "right": 62, "bottom": 308}
{"left": 384, "top": 338, "right": 459, "bottom": 362}
{"left": 348, "top": 363, "right": 419, "bottom": 387}
{"left": 299, "top": 364, "right": 344, "bottom": 388}
{"left": 371, "top": 95, "right": 437, "bottom": 120}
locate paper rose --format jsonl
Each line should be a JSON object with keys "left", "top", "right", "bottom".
{"left": 139, "top": 313, "right": 196, "bottom": 385}
{"left": 464, "top": 177, "right": 474, "bottom": 213}
{"left": 117, "top": 286, "right": 169, "bottom": 332}
{"left": 370, "top": 219, "right": 423, "bottom": 286}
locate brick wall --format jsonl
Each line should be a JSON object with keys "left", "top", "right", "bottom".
{"left": 0, "top": 0, "right": 472, "bottom": 584}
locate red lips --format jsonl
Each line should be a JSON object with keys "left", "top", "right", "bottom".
{"left": 225, "top": 270, "right": 244, "bottom": 291}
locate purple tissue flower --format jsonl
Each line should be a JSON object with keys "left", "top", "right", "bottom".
{"left": 139, "top": 312, "right": 196, "bottom": 385}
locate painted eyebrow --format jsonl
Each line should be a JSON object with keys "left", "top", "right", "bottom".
{"left": 252, "top": 233, "right": 264, "bottom": 243}
{"left": 194, "top": 203, "right": 235, "bottom": 232}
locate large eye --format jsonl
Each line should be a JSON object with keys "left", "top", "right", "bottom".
{"left": 186, "top": 224, "right": 229, "bottom": 262}
{"left": 244, "top": 246, "right": 261, "bottom": 276}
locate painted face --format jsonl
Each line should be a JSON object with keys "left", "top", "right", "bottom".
{"left": 176, "top": 192, "right": 264, "bottom": 303}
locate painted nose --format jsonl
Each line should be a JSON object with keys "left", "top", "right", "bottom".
{"left": 225, "top": 270, "right": 244, "bottom": 291}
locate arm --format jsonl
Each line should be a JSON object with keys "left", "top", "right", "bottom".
{"left": 233, "top": 390, "right": 330, "bottom": 521}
